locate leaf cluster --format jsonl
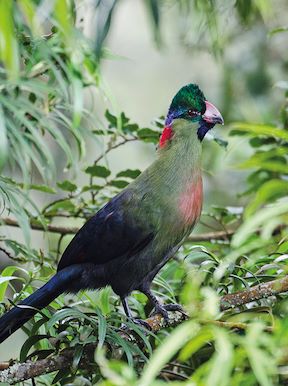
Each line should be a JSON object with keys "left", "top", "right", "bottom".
{"left": 0, "top": 1, "right": 288, "bottom": 386}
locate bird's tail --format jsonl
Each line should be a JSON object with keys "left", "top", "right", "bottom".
{"left": 0, "top": 265, "right": 81, "bottom": 343}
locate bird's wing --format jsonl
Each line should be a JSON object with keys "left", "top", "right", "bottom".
{"left": 57, "top": 189, "right": 154, "bottom": 271}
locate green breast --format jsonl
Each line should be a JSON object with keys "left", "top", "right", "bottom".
{"left": 129, "top": 119, "right": 203, "bottom": 249}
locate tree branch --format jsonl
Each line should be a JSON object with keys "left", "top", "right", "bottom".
{"left": 0, "top": 311, "right": 186, "bottom": 384}
{"left": 1, "top": 273, "right": 288, "bottom": 384}
{"left": 220, "top": 274, "right": 288, "bottom": 310}
{"left": 1, "top": 217, "right": 235, "bottom": 240}
{"left": 2, "top": 217, "right": 79, "bottom": 236}
{"left": 189, "top": 229, "right": 235, "bottom": 241}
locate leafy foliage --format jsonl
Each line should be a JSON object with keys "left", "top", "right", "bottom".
{"left": 0, "top": 1, "right": 288, "bottom": 386}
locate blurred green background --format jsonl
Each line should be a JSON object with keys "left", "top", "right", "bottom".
{"left": 0, "top": 0, "right": 288, "bottom": 384}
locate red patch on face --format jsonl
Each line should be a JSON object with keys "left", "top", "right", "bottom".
{"left": 178, "top": 177, "right": 203, "bottom": 225}
{"left": 159, "top": 126, "right": 173, "bottom": 148}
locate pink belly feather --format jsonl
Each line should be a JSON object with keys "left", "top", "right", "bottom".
{"left": 178, "top": 176, "right": 203, "bottom": 226}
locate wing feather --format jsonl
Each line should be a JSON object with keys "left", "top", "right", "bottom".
{"left": 57, "top": 190, "right": 154, "bottom": 271}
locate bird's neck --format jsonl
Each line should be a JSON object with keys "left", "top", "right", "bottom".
{"left": 157, "top": 119, "right": 202, "bottom": 180}
{"left": 151, "top": 119, "right": 203, "bottom": 227}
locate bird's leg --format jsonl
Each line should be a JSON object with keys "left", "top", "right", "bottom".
{"left": 139, "top": 287, "right": 169, "bottom": 322}
{"left": 121, "top": 297, "right": 151, "bottom": 330}
{"left": 121, "top": 297, "right": 132, "bottom": 318}
{"left": 139, "top": 285, "right": 186, "bottom": 322}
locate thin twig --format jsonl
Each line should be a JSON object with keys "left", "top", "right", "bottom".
{"left": 89, "top": 137, "right": 138, "bottom": 203}
{"left": 93, "top": 137, "right": 138, "bottom": 166}
{"left": 188, "top": 229, "right": 235, "bottom": 241}
{"left": 0, "top": 246, "right": 14, "bottom": 260}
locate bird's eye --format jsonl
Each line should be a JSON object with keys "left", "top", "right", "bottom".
{"left": 188, "top": 109, "right": 198, "bottom": 117}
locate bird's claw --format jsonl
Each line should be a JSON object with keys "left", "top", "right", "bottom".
{"left": 162, "top": 303, "right": 186, "bottom": 313}
{"left": 153, "top": 304, "right": 169, "bottom": 322}
{"left": 121, "top": 318, "right": 152, "bottom": 332}
{"left": 152, "top": 303, "right": 187, "bottom": 323}
{"left": 133, "top": 318, "right": 152, "bottom": 331}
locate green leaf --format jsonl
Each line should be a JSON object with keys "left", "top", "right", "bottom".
{"left": 0, "top": 274, "right": 18, "bottom": 301}
{"left": 93, "top": 129, "right": 106, "bottom": 135}
{"left": 123, "top": 123, "right": 139, "bottom": 133}
{"left": 269, "top": 26, "right": 288, "bottom": 36}
{"left": 0, "top": 0, "right": 19, "bottom": 78}
{"left": 116, "top": 169, "right": 141, "bottom": 179}
{"left": 105, "top": 109, "right": 117, "bottom": 128}
{"left": 57, "top": 180, "right": 77, "bottom": 192}
{"left": 81, "top": 184, "right": 103, "bottom": 192}
{"left": 94, "top": 0, "right": 117, "bottom": 58}
{"left": 46, "top": 199, "right": 76, "bottom": 213}
{"left": 94, "top": 308, "right": 107, "bottom": 349}
{"left": 85, "top": 165, "right": 111, "bottom": 178}
{"left": 17, "top": 0, "right": 40, "bottom": 35}
{"left": 179, "top": 327, "right": 213, "bottom": 360}
{"left": 20, "top": 184, "right": 56, "bottom": 194}
{"left": 71, "top": 77, "right": 83, "bottom": 129}
{"left": 139, "top": 321, "right": 198, "bottom": 386}
{"left": 206, "top": 329, "right": 233, "bottom": 386}
{"left": 244, "top": 324, "right": 275, "bottom": 386}
{"left": 72, "top": 345, "right": 84, "bottom": 370}
{"left": 138, "top": 128, "right": 160, "bottom": 143}
{"left": 20, "top": 334, "right": 51, "bottom": 362}
{"left": 230, "top": 122, "right": 288, "bottom": 141}
{"left": 213, "top": 136, "right": 228, "bottom": 148}
{"left": 236, "top": 147, "right": 288, "bottom": 173}
{"left": 232, "top": 202, "right": 288, "bottom": 247}
{"left": 110, "top": 180, "right": 129, "bottom": 189}
{"left": 52, "top": 369, "right": 70, "bottom": 384}
{"left": 47, "top": 308, "right": 98, "bottom": 330}
{"left": 245, "top": 179, "right": 288, "bottom": 217}
{"left": 0, "top": 105, "right": 8, "bottom": 172}
{"left": 145, "top": 0, "right": 161, "bottom": 46}
{"left": 53, "top": 0, "right": 73, "bottom": 43}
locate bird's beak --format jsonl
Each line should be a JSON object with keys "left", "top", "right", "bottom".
{"left": 202, "top": 100, "right": 224, "bottom": 125}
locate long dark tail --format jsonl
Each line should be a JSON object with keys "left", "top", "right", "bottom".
{"left": 0, "top": 265, "right": 81, "bottom": 343}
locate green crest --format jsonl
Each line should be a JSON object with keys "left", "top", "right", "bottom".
{"left": 170, "top": 84, "right": 206, "bottom": 114}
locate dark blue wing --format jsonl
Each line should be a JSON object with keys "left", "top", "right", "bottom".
{"left": 57, "top": 190, "right": 154, "bottom": 271}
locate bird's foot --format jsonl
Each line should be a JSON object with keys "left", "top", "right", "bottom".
{"left": 162, "top": 303, "right": 186, "bottom": 314}
{"left": 121, "top": 318, "right": 152, "bottom": 332}
{"left": 132, "top": 318, "right": 152, "bottom": 331}
{"left": 120, "top": 297, "right": 152, "bottom": 332}
{"left": 152, "top": 303, "right": 187, "bottom": 323}
{"left": 152, "top": 303, "right": 169, "bottom": 322}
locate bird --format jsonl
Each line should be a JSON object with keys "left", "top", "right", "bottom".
{"left": 0, "top": 83, "right": 223, "bottom": 343}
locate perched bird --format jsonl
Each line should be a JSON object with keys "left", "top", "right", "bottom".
{"left": 0, "top": 84, "right": 223, "bottom": 343}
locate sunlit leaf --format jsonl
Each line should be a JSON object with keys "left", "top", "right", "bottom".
{"left": 230, "top": 122, "right": 288, "bottom": 141}
{"left": 0, "top": 0, "right": 19, "bottom": 78}
{"left": 233, "top": 202, "right": 288, "bottom": 247}
{"left": 139, "top": 321, "right": 198, "bottom": 386}
{"left": 245, "top": 179, "right": 288, "bottom": 217}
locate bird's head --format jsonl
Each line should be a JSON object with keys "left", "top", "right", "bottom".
{"left": 159, "top": 84, "right": 224, "bottom": 148}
